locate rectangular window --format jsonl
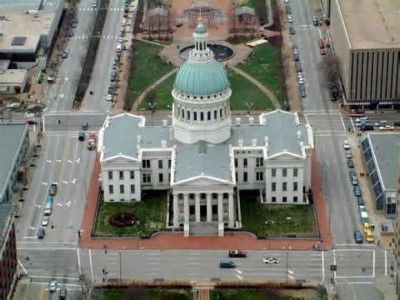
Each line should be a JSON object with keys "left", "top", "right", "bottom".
{"left": 256, "top": 157, "right": 263, "bottom": 167}
{"left": 130, "top": 184, "right": 135, "bottom": 193}
{"left": 130, "top": 171, "right": 134, "bottom": 179}
{"left": 234, "top": 158, "right": 238, "bottom": 168}
{"left": 142, "top": 160, "right": 150, "bottom": 168}
{"left": 109, "top": 185, "right": 114, "bottom": 194}
{"left": 235, "top": 172, "right": 238, "bottom": 182}
{"left": 158, "top": 160, "right": 163, "bottom": 169}
{"left": 271, "top": 182, "right": 276, "bottom": 192}
{"left": 272, "top": 196, "right": 276, "bottom": 203}
{"left": 293, "top": 182, "right": 298, "bottom": 191}
{"left": 256, "top": 172, "right": 264, "bottom": 181}
{"left": 243, "top": 172, "right": 248, "bottom": 182}
{"left": 283, "top": 182, "right": 287, "bottom": 191}
{"left": 293, "top": 196, "right": 298, "bottom": 203}
{"left": 293, "top": 168, "right": 298, "bottom": 177}
{"left": 282, "top": 168, "right": 287, "bottom": 177}
{"left": 283, "top": 196, "right": 287, "bottom": 203}
{"left": 119, "top": 171, "right": 124, "bottom": 180}
{"left": 159, "top": 173, "right": 163, "bottom": 183}
{"left": 120, "top": 185, "right": 124, "bottom": 194}
{"left": 243, "top": 158, "right": 248, "bottom": 167}
{"left": 271, "top": 169, "right": 276, "bottom": 177}
{"left": 142, "top": 173, "right": 151, "bottom": 183}
{"left": 168, "top": 160, "right": 171, "bottom": 168}
{"left": 108, "top": 171, "right": 113, "bottom": 180}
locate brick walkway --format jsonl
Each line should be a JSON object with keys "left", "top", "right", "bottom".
{"left": 79, "top": 151, "right": 332, "bottom": 251}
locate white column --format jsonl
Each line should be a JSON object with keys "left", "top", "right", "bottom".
{"left": 195, "top": 193, "right": 200, "bottom": 222}
{"left": 218, "top": 193, "right": 223, "bottom": 223}
{"left": 173, "top": 193, "right": 179, "bottom": 227}
{"left": 228, "top": 192, "right": 234, "bottom": 228}
{"left": 207, "top": 193, "right": 212, "bottom": 222}
{"left": 184, "top": 193, "right": 189, "bottom": 223}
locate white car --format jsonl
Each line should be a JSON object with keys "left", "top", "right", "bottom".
{"left": 298, "top": 78, "right": 304, "bottom": 85}
{"left": 297, "top": 72, "right": 303, "bottom": 79}
{"left": 345, "top": 150, "right": 352, "bottom": 159}
{"left": 343, "top": 140, "right": 351, "bottom": 150}
{"left": 287, "top": 15, "right": 293, "bottom": 23}
{"left": 48, "top": 280, "right": 57, "bottom": 292}
{"left": 106, "top": 94, "right": 113, "bottom": 101}
{"left": 263, "top": 256, "right": 280, "bottom": 264}
{"left": 41, "top": 216, "right": 49, "bottom": 227}
{"left": 379, "top": 125, "right": 394, "bottom": 131}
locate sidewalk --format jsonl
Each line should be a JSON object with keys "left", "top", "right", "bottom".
{"left": 79, "top": 152, "right": 332, "bottom": 251}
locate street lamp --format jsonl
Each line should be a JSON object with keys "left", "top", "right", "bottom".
{"left": 148, "top": 102, "right": 157, "bottom": 125}
{"left": 245, "top": 102, "right": 254, "bottom": 115}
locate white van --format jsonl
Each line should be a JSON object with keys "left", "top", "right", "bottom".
{"left": 360, "top": 211, "right": 369, "bottom": 223}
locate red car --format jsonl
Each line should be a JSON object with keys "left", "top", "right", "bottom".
{"left": 228, "top": 250, "right": 247, "bottom": 258}
{"left": 26, "top": 119, "right": 37, "bottom": 125}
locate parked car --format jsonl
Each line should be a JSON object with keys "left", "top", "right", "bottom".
{"left": 394, "top": 121, "right": 400, "bottom": 127}
{"left": 313, "top": 16, "right": 319, "bottom": 26}
{"left": 78, "top": 132, "right": 85, "bottom": 141}
{"left": 106, "top": 94, "right": 113, "bottom": 101}
{"left": 26, "top": 119, "right": 37, "bottom": 125}
{"left": 364, "top": 229, "right": 374, "bottom": 243}
{"left": 317, "top": 38, "right": 325, "bottom": 49}
{"left": 49, "top": 280, "right": 57, "bottom": 292}
{"left": 49, "top": 183, "right": 58, "bottom": 196}
{"left": 41, "top": 216, "right": 49, "bottom": 227}
{"left": 353, "top": 186, "right": 362, "bottom": 197}
{"left": 357, "top": 196, "right": 365, "bottom": 205}
{"left": 263, "top": 256, "right": 280, "bottom": 264}
{"left": 347, "top": 159, "right": 354, "bottom": 168}
{"left": 287, "top": 14, "right": 293, "bottom": 23}
{"left": 292, "top": 44, "right": 299, "bottom": 55}
{"left": 300, "top": 85, "right": 306, "bottom": 98}
{"left": 354, "top": 230, "right": 363, "bottom": 244}
{"left": 82, "top": 122, "right": 89, "bottom": 130}
{"left": 228, "top": 250, "right": 247, "bottom": 258}
{"left": 37, "top": 227, "right": 45, "bottom": 239}
{"left": 62, "top": 50, "right": 69, "bottom": 59}
{"left": 219, "top": 259, "right": 236, "bottom": 268}
{"left": 289, "top": 26, "right": 296, "bottom": 35}
{"left": 343, "top": 140, "right": 351, "bottom": 150}
{"left": 360, "top": 124, "right": 374, "bottom": 131}
{"left": 351, "top": 175, "right": 359, "bottom": 186}
{"left": 59, "top": 287, "right": 67, "bottom": 300}
{"left": 345, "top": 150, "right": 352, "bottom": 159}
{"left": 293, "top": 52, "right": 300, "bottom": 61}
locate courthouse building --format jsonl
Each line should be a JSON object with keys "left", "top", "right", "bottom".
{"left": 99, "top": 22, "right": 314, "bottom": 236}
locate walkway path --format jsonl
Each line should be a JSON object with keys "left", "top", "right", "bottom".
{"left": 130, "top": 68, "right": 178, "bottom": 112}
{"left": 229, "top": 65, "right": 282, "bottom": 109}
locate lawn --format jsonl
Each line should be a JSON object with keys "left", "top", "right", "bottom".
{"left": 91, "top": 288, "right": 193, "bottom": 300}
{"left": 93, "top": 191, "right": 167, "bottom": 237}
{"left": 240, "top": 191, "right": 318, "bottom": 238}
{"left": 238, "top": 43, "right": 287, "bottom": 107}
{"left": 125, "top": 41, "right": 175, "bottom": 110}
{"left": 144, "top": 69, "right": 274, "bottom": 111}
{"left": 210, "top": 289, "right": 321, "bottom": 300}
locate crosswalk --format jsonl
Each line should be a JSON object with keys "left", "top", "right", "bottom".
{"left": 78, "top": 7, "right": 124, "bottom": 11}
{"left": 71, "top": 35, "right": 122, "bottom": 40}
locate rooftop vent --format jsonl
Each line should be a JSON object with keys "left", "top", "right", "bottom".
{"left": 161, "top": 140, "right": 167, "bottom": 148}
{"left": 249, "top": 116, "right": 254, "bottom": 125}
{"left": 238, "top": 139, "right": 244, "bottom": 147}
{"left": 162, "top": 119, "right": 168, "bottom": 127}
{"left": 297, "top": 130, "right": 302, "bottom": 140}
{"left": 251, "top": 138, "right": 257, "bottom": 146}
{"left": 235, "top": 117, "right": 241, "bottom": 126}
{"left": 11, "top": 36, "right": 27, "bottom": 46}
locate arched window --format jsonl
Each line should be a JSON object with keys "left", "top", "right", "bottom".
{"left": 207, "top": 111, "right": 211, "bottom": 121}
{"left": 181, "top": 109, "right": 185, "bottom": 119}
{"left": 220, "top": 108, "right": 223, "bottom": 118}
{"left": 200, "top": 112, "right": 204, "bottom": 121}
{"left": 187, "top": 110, "right": 190, "bottom": 120}
{"left": 194, "top": 111, "right": 197, "bottom": 121}
{"left": 214, "top": 110, "right": 217, "bottom": 120}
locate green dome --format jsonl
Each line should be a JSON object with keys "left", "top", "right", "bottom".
{"left": 174, "top": 59, "right": 230, "bottom": 95}
{"left": 195, "top": 23, "right": 207, "bottom": 34}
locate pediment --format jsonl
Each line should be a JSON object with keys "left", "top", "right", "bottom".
{"left": 266, "top": 151, "right": 303, "bottom": 161}
{"left": 173, "top": 175, "right": 233, "bottom": 187}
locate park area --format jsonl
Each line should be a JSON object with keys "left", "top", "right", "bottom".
{"left": 93, "top": 191, "right": 167, "bottom": 238}
{"left": 240, "top": 191, "right": 318, "bottom": 238}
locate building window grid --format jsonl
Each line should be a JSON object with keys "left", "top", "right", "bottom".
{"left": 108, "top": 171, "right": 113, "bottom": 180}
{"left": 282, "top": 168, "right": 287, "bottom": 177}
{"left": 119, "top": 171, "right": 124, "bottom": 180}
{"left": 130, "top": 171, "right": 134, "bottom": 179}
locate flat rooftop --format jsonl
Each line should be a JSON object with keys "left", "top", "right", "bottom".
{"left": 368, "top": 133, "right": 400, "bottom": 191}
{"left": 0, "top": 0, "right": 61, "bottom": 52}
{"left": 338, "top": 0, "right": 400, "bottom": 49}
{"left": 0, "top": 69, "right": 27, "bottom": 84}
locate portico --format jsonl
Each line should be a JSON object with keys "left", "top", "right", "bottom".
{"left": 172, "top": 190, "right": 235, "bottom": 228}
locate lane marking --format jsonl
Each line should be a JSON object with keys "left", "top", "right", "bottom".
{"left": 18, "top": 247, "right": 77, "bottom": 250}
{"left": 18, "top": 259, "right": 28, "bottom": 275}
{"left": 89, "top": 249, "right": 94, "bottom": 283}
{"left": 77, "top": 248, "right": 81, "bottom": 274}
{"left": 373, "top": 249, "right": 375, "bottom": 278}
{"left": 385, "top": 250, "right": 387, "bottom": 276}
{"left": 336, "top": 275, "right": 374, "bottom": 278}
{"left": 321, "top": 251, "right": 325, "bottom": 282}
{"left": 29, "top": 275, "right": 80, "bottom": 281}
